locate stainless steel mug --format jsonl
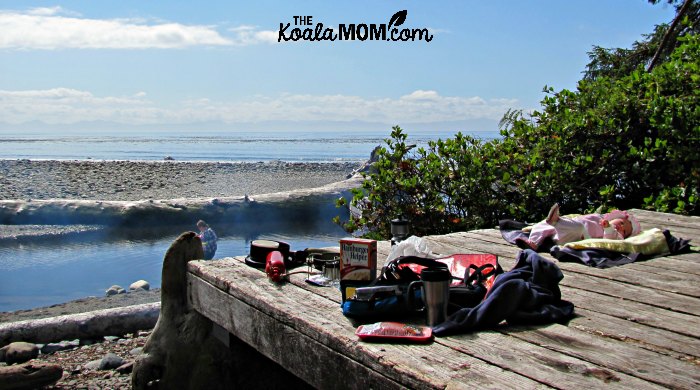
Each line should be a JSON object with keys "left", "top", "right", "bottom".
{"left": 408, "top": 268, "right": 451, "bottom": 327}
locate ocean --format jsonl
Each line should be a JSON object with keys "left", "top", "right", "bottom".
{"left": 0, "top": 129, "right": 499, "bottom": 162}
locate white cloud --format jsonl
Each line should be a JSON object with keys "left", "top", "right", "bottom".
{"left": 26, "top": 6, "right": 64, "bottom": 16}
{"left": 0, "top": 88, "right": 151, "bottom": 123}
{"left": 0, "top": 8, "right": 232, "bottom": 49}
{"left": 402, "top": 90, "right": 441, "bottom": 100}
{"left": 0, "top": 88, "right": 519, "bottom": 125}
{"left": 228, "top": 25, "right": 279, "bottom": 45}
{"left": 0, "top": 88, "right": 91, "bottom": 99}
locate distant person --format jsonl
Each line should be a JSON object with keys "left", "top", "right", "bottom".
{"left": 196, "top": 220, "right": 218, "bottom": 260}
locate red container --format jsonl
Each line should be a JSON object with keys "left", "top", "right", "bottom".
{"left": 355, "top": 322, "right": 433, "bottom": 343}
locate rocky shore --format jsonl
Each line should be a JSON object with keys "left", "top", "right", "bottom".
{"left": 0, "top": 159, "right": 361, "bottom": 201}
{"left": 1, "top": 330, "right": 150, "bottom": 389}
{"left": 0, "top": 290, "right": 161, "bottom": 324}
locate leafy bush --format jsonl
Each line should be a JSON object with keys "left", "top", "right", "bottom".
{"left": 500, "top": 34, "right": 700, "bottom": 216}
{"left": 341, "top": 34, "right": 700, "bottom": 238}
{"left": 338, "top": 126, "right": 510, "bottom": 237}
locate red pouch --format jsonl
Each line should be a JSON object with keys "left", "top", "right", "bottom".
{"left": 355, "top": 322, "right": 433, "bottom": 343}
{"left": 401, "top": 254, "right": 501, "bottom": 291}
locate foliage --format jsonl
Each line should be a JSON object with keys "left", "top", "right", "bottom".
{"left": 338, "top": 126, "right": 511, "bottom": 237}
{"left": 584, "top": 27, "right": 666, "bottom": 81}
{"left": 585, "top": 0, "right": 700, "bottom": 80}
{"left": 500, "top": 34, "right": 700, "bottom": 216}
{"left": 340, "top": 35, "right": 700, "bottom": 238}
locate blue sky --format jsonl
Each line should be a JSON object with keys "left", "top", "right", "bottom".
{"left": 0, "top": 1, "right": 677, "bottom": 133}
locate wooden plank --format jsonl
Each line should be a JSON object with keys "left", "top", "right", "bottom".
{"left": 630, "top": 209, "right": 700, "bottom": 229}
{"left": 430, "top": 233, "right": 700, "bottom": 315}
{"left": 185, "top": 209, "right": 700, "bottom": 390}
{"left": 631, "top": 224, "right": 699, "bottom": 242}
{"left": 382, "top": 233, "right": 697, "bottom": 387}
{"left": 426, "top": 234, "right": 700, "bottom": 316}
{"left": 188, "top": 273, "right": 403, "bottom": 390}
{"left": 562, "top": 287, "right": 700, "bottom": 342}
{"left": 415, "top": 235, "right": 700, "bottom": 356}
{"left": 621, "top": 256, "right": 700, "bottom": 277}
{"left": 506, "top": 323, "right": 700, "bottom": 389}
{"left": 229, "top": 256, "right": 345, "bottom": 304}
{"left": 562, "top": 270, "right": 700, "bottom": 316}
{"left": 434, "top": 331, "right": 664, "bottom": 389}
{"left": 569, "top": 307, "right": 700, "bottom": 362}
{"left": 434, "top": 233, "right": 700, "bottom": 335}
{"left": 190, "top": 260, "right": 682, "bottom": 389}
{"left": 188, "top": 260, "right": 545, "bottom": 389}
{"left": 232, "top": 255, "right": 688, "bottom": 360}
{"left": 564, "top": 265, "right": 700, "bottom": 299}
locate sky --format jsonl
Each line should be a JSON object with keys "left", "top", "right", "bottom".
{"left": 0, "top": 1, "right": 678, "bottom": 134}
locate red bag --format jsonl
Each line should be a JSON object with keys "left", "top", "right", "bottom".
{"left": 382, "top": 254, "right": 502, "bottom": 294}
{"left": 438, "top": 254, "right": 501, "bottom": 291}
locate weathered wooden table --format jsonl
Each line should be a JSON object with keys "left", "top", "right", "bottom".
{"left": 187, "top": 209, "right": 700, "bottom": 389}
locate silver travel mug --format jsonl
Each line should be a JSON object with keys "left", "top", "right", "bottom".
{"left": 408, "top": 268, "right": 451, "bottom": 327}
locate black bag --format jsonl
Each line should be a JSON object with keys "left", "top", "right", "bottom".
{"left": 341, "top": 255, "right": 502, "bottom": 320}
{"left": 448, "top": 263, "right": 501, "bottom": 311}
{"left": 341, "top": 256, "right": 447, "bottom": 320}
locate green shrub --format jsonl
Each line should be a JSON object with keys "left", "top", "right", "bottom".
{"left": 499, "top": 34, "right": 700, "bottom": 217}
{"left": 341, "top": 35, "right": 700, "bottom": 238}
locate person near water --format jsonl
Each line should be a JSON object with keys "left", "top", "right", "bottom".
{"left": 196, "top": 220, "right": 218, "bottom": 260}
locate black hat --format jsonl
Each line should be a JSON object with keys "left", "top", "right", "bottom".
{"left": 245, "top": 240, "right": 291, "bottom": 268}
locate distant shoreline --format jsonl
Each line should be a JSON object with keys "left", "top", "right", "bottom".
{"left": 0, "top": 159, "right": 361, "bottom": 202}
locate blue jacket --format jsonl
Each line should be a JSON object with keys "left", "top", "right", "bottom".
{"left": 199, "top": 228, "right": 218, "bottom": 259}
{"left": 433, "top": 249, "right": 574, "bottom": 336}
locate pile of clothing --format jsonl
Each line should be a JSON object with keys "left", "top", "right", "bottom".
{"left": 433, "top": 250, "right": 575, "bottom": 336}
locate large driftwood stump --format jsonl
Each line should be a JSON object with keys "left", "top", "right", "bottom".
{"left": 132, "top": 232, "right": 234, "bottom": 389}
{"left": 0, "top": 363, "right": 63, "bottom": 390}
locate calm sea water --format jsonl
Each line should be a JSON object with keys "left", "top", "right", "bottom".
{"left": 0, "top": 129, "right": 499, "bottom": 162}
{"left": 0, "top": 223, "right": 347, "bottom": 312}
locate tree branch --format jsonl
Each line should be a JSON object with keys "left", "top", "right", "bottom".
{"left": 647, "top": 0, "right": 693, "bottom": 72}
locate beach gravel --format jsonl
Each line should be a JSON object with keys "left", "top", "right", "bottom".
{"left": 0, "top": 159, "right": 361, "bottom": 201}
{"left": 0, "top": 290, "right": 161, "bottom": 324}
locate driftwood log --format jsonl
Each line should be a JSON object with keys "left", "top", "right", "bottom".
{"left": 0, "top": 304, "right": 159, "bottom": 347}
{"left": 0, "top": 175, "right": 361, "bottom": 226}
{"left": 132, "top": 232, "right": 235, "bottom": 390}
{"left": 0, "top": 363, "right": 63, "bottom": 390}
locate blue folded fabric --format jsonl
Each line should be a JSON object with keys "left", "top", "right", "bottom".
{"left": 433, "top": 250, "right": 575, "bottom": 336}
